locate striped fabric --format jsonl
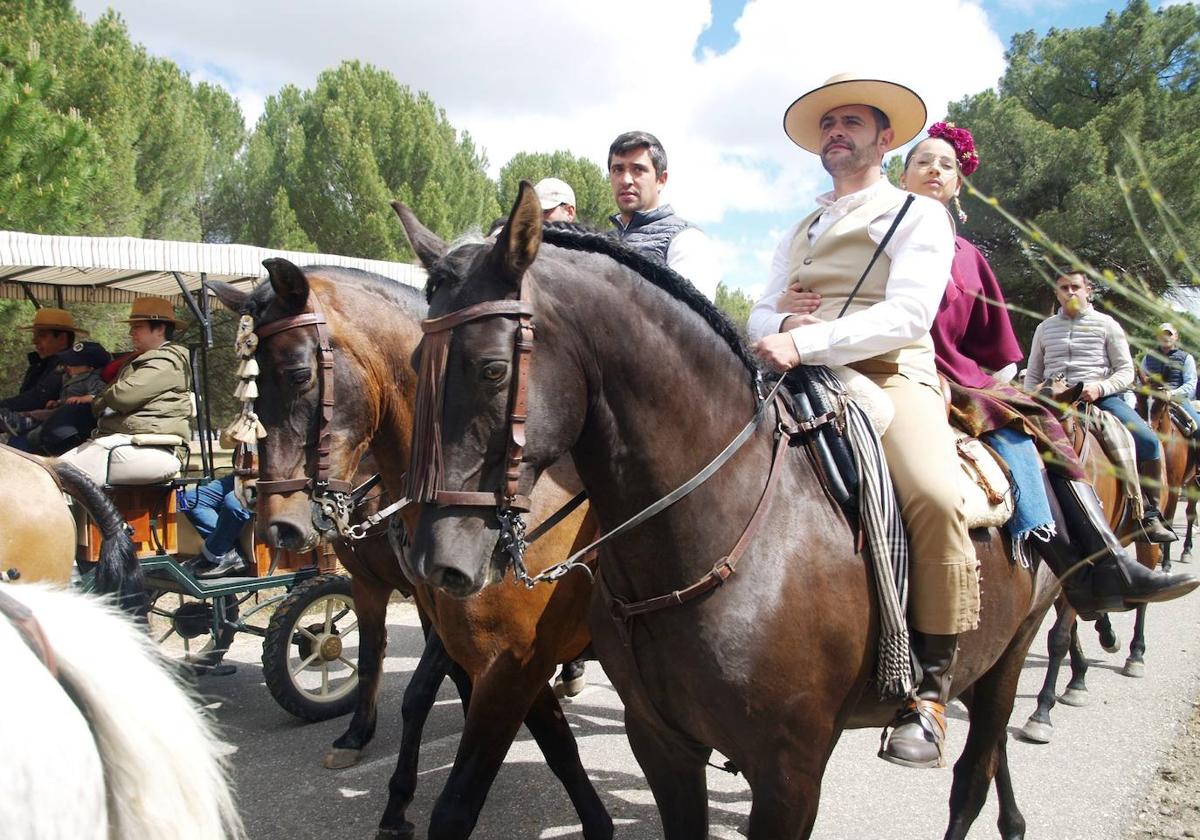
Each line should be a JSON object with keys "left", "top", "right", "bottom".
{"left": 1078, "top": 403, "right": 1143, "bottom": 519}
{"left": 811, "top": 366, "right": 914, "bottom": 700}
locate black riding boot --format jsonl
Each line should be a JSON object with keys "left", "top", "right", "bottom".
{"left": 879, "top": 632, "right": 956, "bottom": 769}
{"left": 1043, "top": 475, "right": 1198, "bottom": 617}
{"left": 1134, "top": 458, "right": 1178, "bottom": 544}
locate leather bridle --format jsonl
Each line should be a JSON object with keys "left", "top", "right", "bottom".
{"left": 405, "top": 285, "right": 535, "bottom": 525}
{"left": 252, "top": 296, "right": 355, "bottom": 534}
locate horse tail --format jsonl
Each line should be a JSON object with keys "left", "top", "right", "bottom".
{"left": 50, "top": 461, "right": 146, "bottom": 616}
{"left": 8, "top": 584, "right": 245, "bottom": 840}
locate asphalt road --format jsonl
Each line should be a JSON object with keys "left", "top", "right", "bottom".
{"left": 195, "top": 530, "right": 1200, "bottom": 840}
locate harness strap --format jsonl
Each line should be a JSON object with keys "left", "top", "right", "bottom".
{"left": 610, "top": 414, "right": 791, "bottom": 621}
{"left": 0, "top": 587, "right": 58, "bottom": 678}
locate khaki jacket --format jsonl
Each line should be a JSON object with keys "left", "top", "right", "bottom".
{"left": 93, "top": 342, "right": 193, "bottom": 441}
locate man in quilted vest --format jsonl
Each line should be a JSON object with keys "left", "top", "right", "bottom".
{"left": 748, "top": 73, "right": 970, "bottom": 770}
{"left": 606, "top": 130, "right": 720, "bottom": 302}
{"left": 1140, "top": 322, "right": 1200, "bottom": 438}
{"left": 1025, "top": 273, "right": 1177, "bottom": 543}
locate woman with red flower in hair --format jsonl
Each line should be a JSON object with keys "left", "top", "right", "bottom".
{"left": 900, "top": 123, "right": 1195, "bottom": 615}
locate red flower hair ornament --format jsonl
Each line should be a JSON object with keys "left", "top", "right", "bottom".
{"left": 927, "top": 121, "right": 979, "bottom": 176}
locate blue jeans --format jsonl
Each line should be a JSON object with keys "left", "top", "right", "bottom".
{"left": 182, "top": 476, "right": 252, "bottom": 555}
{"left": 1095, "top": 394, "right": 1161, "bottom": 461}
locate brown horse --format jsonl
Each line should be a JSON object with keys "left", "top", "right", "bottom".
{"left": 1145, "top": 395, "right": 1197, "bottom": 573}
{"left": 211, "top": 264, "right": 609, "bottom": 840}
{"left": 396, "top": 184, "right": 1058, "bottom": 840}
{"left": 1, "top": 444, "right": 144, "bottom": 611}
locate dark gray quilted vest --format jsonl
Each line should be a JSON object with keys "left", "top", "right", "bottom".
{"left": 609, "top": 204, "right": 693, "bottom": 264}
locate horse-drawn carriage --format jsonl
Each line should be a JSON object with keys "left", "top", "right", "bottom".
{"left": 0, "top": 229, "right": 423, "bottom": 720}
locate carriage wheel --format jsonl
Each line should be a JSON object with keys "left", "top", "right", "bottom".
{"left": 262, "top": 574, "right": 360, "bottom": 721}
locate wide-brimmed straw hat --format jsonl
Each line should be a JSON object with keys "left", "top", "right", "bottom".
{"left": 18, "top": 307, "right": 88, "bottom": 335}
{"left": 122, "top": 297, "right": 189, "bottom": 330}
{"left": 783, "top": 72, "right": 927, "bottom": 154}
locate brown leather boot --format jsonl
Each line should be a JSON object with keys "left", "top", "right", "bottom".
{"left": 879, "top": 632, "right": 956, "bottom": 769}
{"left": 1135, "top": 458, "right": 1178, "bottom": 544}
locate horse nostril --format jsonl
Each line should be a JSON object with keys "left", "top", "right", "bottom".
{"left": 431, "top": 566, "right": 474, "bottom": 596}
{"left": 267, "top": 521, "right": 305, "bottom": 550}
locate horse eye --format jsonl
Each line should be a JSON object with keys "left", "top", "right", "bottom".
{"left": 481, "top": 362, "right": 508, "bottom": 383}
{"left": 289, "top": 368, "right": 312, "bottom": 385}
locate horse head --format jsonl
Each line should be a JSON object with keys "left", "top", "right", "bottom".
{"left": 393, "top": 183, "right": 587, "bottom": 597}
{"left": 210, "top": 261, "right": 382, "bottom": 552}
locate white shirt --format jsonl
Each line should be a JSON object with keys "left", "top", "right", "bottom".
{"left": 747, "top": 179, "right": 954, "bottom": 366}
{"left": 667, "top": 227, "right": 720, "bottom": 302}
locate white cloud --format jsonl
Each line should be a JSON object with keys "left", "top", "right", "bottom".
{"left": 75, "top": 0, "right": 1007, "bottom": 289}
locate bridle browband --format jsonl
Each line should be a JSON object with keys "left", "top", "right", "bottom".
{"left": 405, "top": 291, "right": 535, "bottom": 514}
{"left": 252, "top": 296, "right": 353, "bottom": 520}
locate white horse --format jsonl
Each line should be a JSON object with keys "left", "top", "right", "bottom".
{"left": 0, "top": 584, "right": 244, "bottom": 840}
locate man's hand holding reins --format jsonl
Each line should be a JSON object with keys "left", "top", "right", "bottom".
{"left": 753, "top": 332, "right": 801, "bottom": 373}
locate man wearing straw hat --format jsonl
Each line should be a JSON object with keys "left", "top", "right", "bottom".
{"left": 748, "top": 73, "right": 970, "bottom": 770}
{"left": 56, "top": 297, "right": 193, "bottom": 486}
{"left": 0, "top": 307, "right": 84, "bottom": 414}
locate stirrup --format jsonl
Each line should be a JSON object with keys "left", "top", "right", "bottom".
{"left": 878, "top": 698, "right": 947, "bottom": 769}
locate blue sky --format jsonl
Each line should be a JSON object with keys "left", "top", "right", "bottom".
{"left": 73, "top": 0, "right": 1186, "bottom": 296}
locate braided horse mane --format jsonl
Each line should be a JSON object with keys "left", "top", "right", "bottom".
{"left": 423, "top": 223, "right": 761, "bottom": 385}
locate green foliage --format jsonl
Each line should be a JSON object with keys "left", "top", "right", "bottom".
{"left": 715, "top": 283, "right": 755, "bottom": 339}
{"left": 497, "top": 150, "right": 617, "bottom": 229}
{"left": 217, "top": 61, "right": 501, "bottom": 259}
{"left": 0, "top": 36, "right": 101, "bottom": 232}
{"left": 949, "top": 0, "right": 1200, "bottom": 344}
{"left": 883, "top": 155, "right": 904, "bottom": 188}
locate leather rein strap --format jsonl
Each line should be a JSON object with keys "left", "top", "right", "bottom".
{"left": 254, "top": 298, "right": 352, "bottom": 497}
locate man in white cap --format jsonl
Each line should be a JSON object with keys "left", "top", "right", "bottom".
{"left": 534, "top": 177, "right": 577, "bottom": 223}
{"left": 1141, "top": 321, "right": 1200, "bottom": 437}
{"left": 748, "top": 73, "right": 969, "bottom": 770}
{"left": 606, "top": 130, "right": 720, "bottom": 301}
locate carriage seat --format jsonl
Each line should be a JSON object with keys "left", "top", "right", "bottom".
{"left": 104, "top": 434, "right": 186, "bottom": 486}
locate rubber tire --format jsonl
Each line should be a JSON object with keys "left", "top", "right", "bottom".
{"left": 262, "top": 574, "right": 359, "bottom": 721}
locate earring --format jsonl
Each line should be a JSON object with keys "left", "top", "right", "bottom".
{"left": 953, "top": 195, "right": 968, "bottom": 224}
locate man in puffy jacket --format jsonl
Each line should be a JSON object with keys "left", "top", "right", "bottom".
{"left": 57, "top": 297, "right": 193, "bottom": 485}
{"left": 1, "top": 308, "right": 82, "bottom": 414}
{"left": 1025, "top": 271, "right": 1176, "bottom": 542}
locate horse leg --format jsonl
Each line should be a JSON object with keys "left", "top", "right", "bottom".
{"left": 1019, "top": 601, "right": 1073, "bottom": 744}
{"left": 1182, "top": 497, "right": 1196, "bottom": 562}
{"left": 624, "top": 709, "right": 711, "bottom": 840}
{"left": 1122, "top": 604, "right": 1149, "bottom": 678}
{"left": 1059, "top": 620, "right": 1090, "bottom": 707}
{"left": 1095, "top": 612, "right": 1120, "bottom": 653}
{"left": 946, "top": 640, "right": 1031, "bottom": 840}
{"left": 742, "top": 731, "right": 832, "bottom": 840}
{"left": 376, "top": 630, "right": 455, "bottom": 840}
{"left": 521, "top": 684, "right": 613, "bottom": 839}
{"left": 325, "top": 576, "right": 391, "bottom": 769}
{"left": 426, "top": 660, "right": 558, "bottom": 840}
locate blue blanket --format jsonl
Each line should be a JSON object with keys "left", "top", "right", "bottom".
{"left": 983, "top": 426, "right": 1054, "bottom": 542}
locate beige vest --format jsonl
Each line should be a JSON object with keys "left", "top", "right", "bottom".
{"left": 788, "top": 190, "right": 939, "bottom": 388}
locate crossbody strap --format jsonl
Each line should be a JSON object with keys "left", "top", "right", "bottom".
{"left": 836, "top": 194, "right": 916, "bottom": 319}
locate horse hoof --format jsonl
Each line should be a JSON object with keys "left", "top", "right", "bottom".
{"left": 375, "top": 824, "right": 415, "bottom": 840}
{"left": 1122, "top": 659, "right": 1146, "bottom": 678}
{"left": 553, "top": 675, "right": 586, "bottom": 699}
{"left": 322, "top": 747, "right": 362, "bottom": 770}
{"left": 1180, "top": 551, "right": 1192, "bottom": 563}
{"left": 1018, "top": 718, "right": 1052, "bottom": 744}
{"left": 1100, "top": 634, "right": 1121, "bottom": 653}
{"left": 1058, "top": 688, "right": 1089, "bottom": 707}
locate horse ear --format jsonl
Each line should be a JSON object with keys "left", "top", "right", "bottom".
{"left": 391, "top": 201, "right": 448, "bottom": 269}
{"left": 262, "top": 258, "right": 309, "bottom": 313}
{"left": 208, "top": 280, "right": 248, "bottom": 313}
{"left": 491, "top": 181, "right": 542, "bottom": 287}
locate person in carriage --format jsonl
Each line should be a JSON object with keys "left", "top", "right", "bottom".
{"left": 56, "top": 297, "right": 193, "bottom": 487}
{"left": 3, "top": 339, "right": 110, "bottom": 454}
{"left": 0, "top": 307, "right": 82, "bottom": 420}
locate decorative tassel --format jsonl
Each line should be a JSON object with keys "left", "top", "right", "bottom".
{"left": 240, "top": 357, "right": 259, "bottom": 378}
{"left": 241, "top": 380, "right": 258, "bottom": 400}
